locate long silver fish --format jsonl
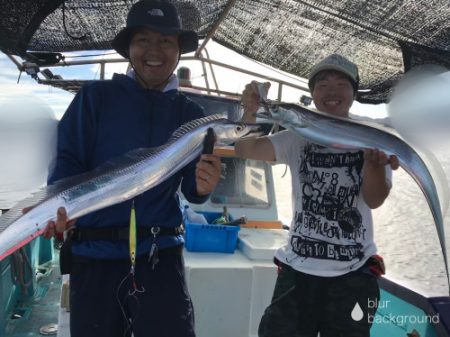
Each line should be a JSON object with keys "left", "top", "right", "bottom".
{"left": 257, "top": 102, "right": 450, "bottom": 286}
{"left": 0, "top": 114, "right": 262, "bottom": 260}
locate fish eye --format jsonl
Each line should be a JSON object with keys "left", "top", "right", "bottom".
{"left": 236, "top": 125, "right": 243, "bottom": 131}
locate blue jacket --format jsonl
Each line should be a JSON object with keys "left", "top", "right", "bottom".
{"left": 48, "top": 73, "right": 208, "bottom": 259}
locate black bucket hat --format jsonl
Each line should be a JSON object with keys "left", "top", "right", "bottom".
{"left": 112, "top": 0, "right": 199, "bottom": 58}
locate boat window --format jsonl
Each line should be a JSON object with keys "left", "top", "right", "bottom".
{"left": 211, "top": 157, "right": 270, "bottom": 208}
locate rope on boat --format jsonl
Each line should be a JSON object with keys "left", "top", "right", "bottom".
{"left": 10, "top": 247, "right": 33, "bottom": 295}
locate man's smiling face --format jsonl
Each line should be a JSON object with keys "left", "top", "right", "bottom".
{"left": 311, "top": 70, "right": 355, "bottom": 117}
{"left": 129, "top": 28, "right": 179, "bottom": 90}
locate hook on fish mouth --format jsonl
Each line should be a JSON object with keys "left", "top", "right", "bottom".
{"left": 254, "top": 111, "right": 272, "bottom": 120}
{"left": 253, "top": 101, "right": 284, "bottom": 120}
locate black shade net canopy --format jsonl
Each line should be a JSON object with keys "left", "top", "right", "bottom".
{"left": 1, "top": 0, "right": 450, "bottom": 103}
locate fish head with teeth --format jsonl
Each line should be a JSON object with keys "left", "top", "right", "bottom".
{"left": 213, "top": 121, "right": 263, "bottom": 145}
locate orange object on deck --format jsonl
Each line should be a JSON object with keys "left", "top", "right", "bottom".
{"left": 241, "top": 220, "right": 283, "bottom": 229}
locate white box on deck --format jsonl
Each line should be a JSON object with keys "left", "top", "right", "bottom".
{"left": 184, "top": 228, "right": 287, "bottom": 337}
{"left": 238, "top": 228, "right": 288, "bottom": 261}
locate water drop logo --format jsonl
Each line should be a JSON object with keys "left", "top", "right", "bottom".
{"left": 351, "top": 302, "right": 364, "bottom": 321}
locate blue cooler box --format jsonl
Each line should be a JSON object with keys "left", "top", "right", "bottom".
{"left": 185, "top": 212, "right": 240, "bottom": 253}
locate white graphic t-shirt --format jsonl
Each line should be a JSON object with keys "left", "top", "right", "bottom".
{"left": 270, "top": 131, "right": 392, "bottom": 277}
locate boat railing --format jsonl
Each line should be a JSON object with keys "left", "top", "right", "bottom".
{"left": 6, "top": 49, "right": 311, "bottom": 102}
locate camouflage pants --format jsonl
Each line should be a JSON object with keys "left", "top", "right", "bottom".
{"left": 258, "top": 261, "right": 379, "bottom": 337}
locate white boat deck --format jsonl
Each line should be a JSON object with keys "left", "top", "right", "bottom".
{"left": 56, "top": 228, "right": 288, "bottom": 337}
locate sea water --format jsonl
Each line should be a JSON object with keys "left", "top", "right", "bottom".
{"left": 0, "top": 95, "right": 57, "bottom": 210}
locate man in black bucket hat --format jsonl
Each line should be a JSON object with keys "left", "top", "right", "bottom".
{"left": 112, "top": 0, "right": 198, "bottom": 57}
{"left": 111, "top": 0, "right": 199, "bottom": 91}
{"left": 43, "top": 1, "right": 221, "bottom": 337}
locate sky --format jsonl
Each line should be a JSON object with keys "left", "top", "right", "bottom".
{"left": 0, "top": 40, "right": 388, "bottom": 120}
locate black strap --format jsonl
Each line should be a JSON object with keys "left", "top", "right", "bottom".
{"left": 71, "top": 225, "right": 184, "bottom": 242}
{"left": 59, "top": 235, "right": 73, "bottom": 275}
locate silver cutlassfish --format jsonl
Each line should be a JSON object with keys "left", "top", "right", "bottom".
{"left": 0, "top": 114, "right": 262, "bottom": 260}
{"left": 257, "top": 102, "right": 450, "bottom": 287}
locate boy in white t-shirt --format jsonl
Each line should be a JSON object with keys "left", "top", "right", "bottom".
{"left": 235, "top": 54, "right": 399, "bottom": 337}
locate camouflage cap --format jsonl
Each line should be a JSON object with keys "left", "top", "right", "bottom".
{"left": 308, "top": 54, "right": 359, "bottom": 91}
